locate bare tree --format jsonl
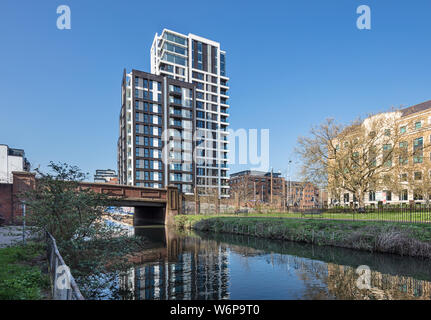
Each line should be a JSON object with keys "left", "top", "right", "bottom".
{"left": 296, "top": 111, "right": 421, "bottom": 209}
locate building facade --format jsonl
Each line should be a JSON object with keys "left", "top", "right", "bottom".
{"left": 0, "top": 144, "right": 30, "bottom": 184}
{"left": 118, "top": 69, "right": 195, "bottom": 194}
{"left": 94, "top": 169, "right": 118, "bottom": 184}
{"left": 329, "top": 99, "right": 431, "bottom": 207}
{"left": 229, "top": 170, "right": 325, "bottom": 208}
{"left": 150, "top": 29, "right": 230, "bottom": 197}
{"left": 288, "top": 181, "right": 324, "bottom": 208}
{"left": 229, "top": 170, "right": 285, "bottom": 203}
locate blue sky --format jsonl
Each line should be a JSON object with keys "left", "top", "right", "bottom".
{"left": 1, "top": 0, "right": 431, "bottom": 180}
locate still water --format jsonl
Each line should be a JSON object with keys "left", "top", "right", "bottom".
{"left": 100, "top": 225, "right": 431, "bottom": 300}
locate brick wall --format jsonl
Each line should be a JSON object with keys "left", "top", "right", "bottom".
{"left": 11, "top": 172, "right": 36, "bottom": 224}
{"left": 0, "top": 184, "right": 13, "bottom": 224}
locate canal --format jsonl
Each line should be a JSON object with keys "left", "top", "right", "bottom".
{"left": 97, "top": 224, "right": 431, "bottom": 300}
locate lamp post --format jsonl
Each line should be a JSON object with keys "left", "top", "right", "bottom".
{"left": 287, "top": 160, "right": 292, "bottom": 211}
{"left": 22, "top": 202, "right": 26, "bottom": 245}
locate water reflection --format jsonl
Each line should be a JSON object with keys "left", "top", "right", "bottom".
{"left": 115, "top": 226, "right": 431, "bottom": 300}
{"left": 119, "top": 226, "right": 229, "bottom": 300}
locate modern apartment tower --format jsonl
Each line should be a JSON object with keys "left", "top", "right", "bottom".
{"left": 118, "top": 69, "right": 195, "bottom": 194}
{"left": 150, "top": 29, "right": 230, "bottom": 197}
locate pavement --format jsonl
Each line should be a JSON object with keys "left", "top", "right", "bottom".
{"left": 0, "top": 226, "right": 34, "bottom": 248}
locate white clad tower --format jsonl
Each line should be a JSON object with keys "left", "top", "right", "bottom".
{"left": 151, "top": 29, "right": 230, "bottom": 198}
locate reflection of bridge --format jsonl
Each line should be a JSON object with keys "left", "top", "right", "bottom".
{"left": 6, "top": 172, "right": 181, "bottom": 225}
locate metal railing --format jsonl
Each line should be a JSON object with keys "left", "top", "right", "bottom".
{"left": 46, "top": 231, "right": 84, "bottom": 300}
{"left": 288, "top": 205, "right": 431, "bottom": 224}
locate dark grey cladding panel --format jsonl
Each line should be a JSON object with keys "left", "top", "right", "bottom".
{"left": 202, "top": 43, "right": 208, "bottom": 72}
{"left": 211, "top": 46, "right": 217, "bottom": 74}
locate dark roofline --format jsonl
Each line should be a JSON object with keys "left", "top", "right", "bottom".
{"left": 401, "top": 100, "right": 431, "bottom": 117}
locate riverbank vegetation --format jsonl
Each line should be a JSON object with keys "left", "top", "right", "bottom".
{"left": 21, "top": 162, "right": 147, "bottom": 299}
{"left": 174, "top": 215, "right": 431, "bottom": 259}
{"left": 0, "top": 242, "right": 50, "bottom": 300}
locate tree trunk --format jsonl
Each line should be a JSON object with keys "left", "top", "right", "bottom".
{"left": 357, "top": 190, "right": 365, "bottom": 212}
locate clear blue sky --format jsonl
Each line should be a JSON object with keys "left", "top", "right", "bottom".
{"left": 1, "top": 0, "right": 431, "bottom": 180}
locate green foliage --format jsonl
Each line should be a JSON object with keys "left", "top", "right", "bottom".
{"left": 175, "top": 215, "right": 431, "bottom": 259}
{"left": 0, "top": 242, "right": 50, "bottom": 300}
{"left": 23, "top": 162, "right": 112, "bottom": 242}
{"left": 20, "top": 162, "right": 147, "bottom": 298}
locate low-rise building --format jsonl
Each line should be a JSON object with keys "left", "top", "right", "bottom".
{"left": 0, "top": 144, "right": 30, "bottom": 184}
{"left": 329, "top": 99, "right": 431, "bottom": 207}
{"left": 229, "top": 170, "right": 285, "bottom": 204}
{"left": 287, "top": 181, "right": 324, "bottom": 208}
{"left": 94, "top": 169, "right": 118, "bottom": 184}
{"left": 229, "top": 170, "right": 324, "bottom": 208}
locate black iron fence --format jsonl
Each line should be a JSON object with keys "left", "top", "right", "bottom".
{"left": 289, "top": 206, "right": 431, "bottom": 224}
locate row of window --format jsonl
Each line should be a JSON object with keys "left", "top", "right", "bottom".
{"left": 135, "top": 88, "right": 162, "bottom": 102}
{"left": 137, "top": 159, "right": 162, "bottom": 170}
{"left": 344, "top": 190, "right": 428, "bottom": 202}
{"left": 163, "top": 42, "right": 186, "bottom": 56}
{"left": 136, "top": 182, "right": 163, "bottom": 188}
{"left": 136, "top": 171, "right": 163, "bottom": 181}
{"left": 136, "top": 125, "right": 161, "bottom": 136}
{"left": 197, "top": 120, "right": 218, "bottom": 130}
{"left": 136, "top": 136, "right": 162, "bottom": 148}
{"left": 169, "top": 107, "right": 192, "bottom": 119}
{"left": 170, "top": 163, "right": 192, "bottom": 172}
{"left": 162, "top": 52, "right": 187, "bottom": 66}
{"left": 134, "top": 77, "right": 161, "bottom": 91}
{"left": 136, "top": 148, "right": 162, "bottom": 159}
{"left": 163, "top": 32, "right": 187, "bottom": 46}
{"left": 136, "top": 114, "right": 162, "bottom": 125}
{"left": 135, "top": 101, "right": 162, "bottom": 113}
{"left": 399, "top": 120, "right": 428, "bottom": 133}
{"left": 170, "top": 173, "right": 192, "bottom": 182}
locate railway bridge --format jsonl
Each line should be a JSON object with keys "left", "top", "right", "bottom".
{"left": 1, "top": 172, "right": 181, "bottom": 225}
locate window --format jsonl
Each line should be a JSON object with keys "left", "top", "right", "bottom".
{"left": 384, "top": 129, "right": 391, "bottom": 136}
{"left": 414, "top": 190, "right": 423, "bottom": 201}
{"left": 399, "top": 141, "right": 408, "bottom": 165}
{"left": 400, "top": 190, "right": 408, "bottom": 201}
{"left": 414, "top": 171, "right": 422, "bottom": 180}
{"left": 383, "top": 144, "right": 392, "bottom": 167}
{"left": 162, "top": 52, "right": 186, "bottom": 66}
{"left": 163, "top": 42, "right": 186, "bottom": 56}
{"left": 400, "top": 126, "right": 406, "bottom": 134}
{"left": 343, "top": 193, "right": 349, "bottom": 203}
{"left": 369, "top": 191, "right": 376, "bottom": 202}
{"left": 413, "top": 137, "right": 423, "bottom": 163}
{"left": 384, "top": 191, "right": 392, "bottom": 201}
{"left": 163, "top": 32, "right": 186, "bottom": 45}
{"left": 415, "top": 121, "right": 422, "bottom": 130}
{"left": 220, "top": 53, "right": 226, "bottom": 76}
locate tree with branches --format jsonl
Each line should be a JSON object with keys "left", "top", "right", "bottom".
{"left": 296, "top": 111, "right": 425, "bottom": 209}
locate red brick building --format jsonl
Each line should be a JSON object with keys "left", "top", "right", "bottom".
{"left": 229, "top": 170, "right": 285, "bottom": 204}
{"left": 287, "top": 181, "right": 325, "bottom": 208}
{"left": 0, "top": 172, "right": 35, "bottom": 224}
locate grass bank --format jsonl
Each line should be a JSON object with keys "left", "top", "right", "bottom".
{"left": 174, "top": 215, "right": 431, "bottom": 259}
{"left": 0, "top": 241, "right": 50, "bottom": 299}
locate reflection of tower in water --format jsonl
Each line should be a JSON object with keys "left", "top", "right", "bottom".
{"left": 119, "top": 227, "right": 229, "bottom": 300}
